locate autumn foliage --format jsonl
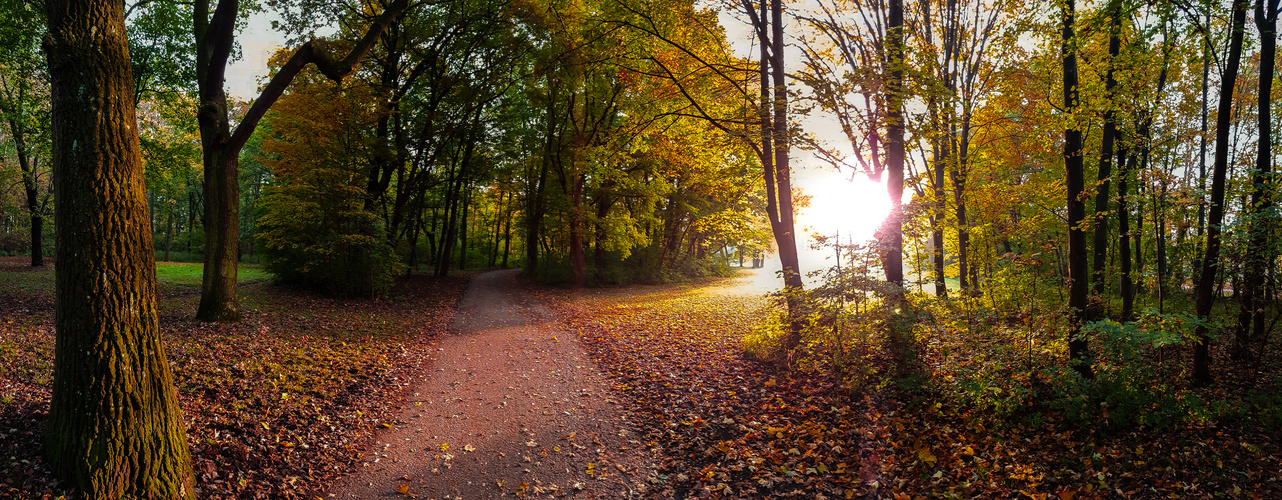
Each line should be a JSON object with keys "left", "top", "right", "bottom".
{"left": 254, "top": 72, "right": 399, "bottom": 297}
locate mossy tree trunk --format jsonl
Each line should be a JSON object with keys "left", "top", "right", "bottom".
{"left": 42, "top": 0, "right": 195, "bottom": 495}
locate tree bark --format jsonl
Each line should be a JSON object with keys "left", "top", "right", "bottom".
{"left": 931, "top": 142, "right": 947, "bottom": 296}
{"left": 742, "top": 0, "right": 805, "bottom": 354}
{"left": 1118, "top": 146, "right": 1133, "bottom": 319}
{"left": 1193, "top": 0, "right": 1248, "bottom": 386}
{"left": 1062, "top": 0, "right": 1091, "bottom": 379}
{"left": 1, "top": 79, "right": 46, "bottom": 267}
{"left": 1091, "top": 0, "right": 1123, "bottom": 302}
{"left": 951, "top": 160, "right": 969, "bottom": 290}
{"left": 42, "top": 0, "right": 195, "bottom": 494}
{"left": 1234, "top": 0, "right": 1278, "bottom": 356}
{"left": 502, "top": 195, "right": 513, "bottom": 268}
{"left": 883, "top": 0, "right": 906, "bottom": 288}
{"left": 459, "top": 186, "right": 470, "bottom": 270}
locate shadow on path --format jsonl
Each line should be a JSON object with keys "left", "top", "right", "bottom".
{"left": 327, "top": 269, "right": 649, "bottom": 499}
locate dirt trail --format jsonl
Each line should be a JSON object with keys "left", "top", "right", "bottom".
{"left": 327, "top": 269, "right": 649, "bottom": 499}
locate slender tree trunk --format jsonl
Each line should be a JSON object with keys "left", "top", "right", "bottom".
{"left": 1235, "top": 0, "right": 1278, "bottom": 355}
{"left": 17, "top": 139, "right": 43, "bottom": 267}
{"left": 165, "top": 203, "right": 174, "bottom": 262}
{"left": 1154, "top": 179, "right": 1168, "bottom": 311}
{"left": 883, "top": 0, "right": 906, "bottom": 288}
{"left": 438, "top": 176, "right": 462, "bottom": 277}
{"left": 931, "top": 142, "right": 947, "bottom": 296}
{"left": 43, "top": 0, "right": 195, "bottom": 494}
{"left": 1063, "top": 0, "right": 1091, "bottom": 378}
{"left": 1133, "top": 154, "right": 1144, "bottom": 296}
{"left": 743, "top": 0, "right": 804, "bottom": 355}
{"left": 1196, "top": 7, "right": 1211, "bottom": 245}
{"left": 2, "top": 79, "right": 45, "bottom": 267}
{"left": 407, "top": 215, "right": 420, "bottom": 275}
{"left": 594, "top": 195, "right": 610, "bottom": 281}
{"left": 458, "top": 185, "right": 469, "bottom": 270}
{"left": 490, "top": 191, "right": 504, "bottom": 268}
{"left": 1091, "top": 0, "right": 1123, "bottom": 302}
{"left": 570, "top": 165, "right": 586, "bottom": 288}
{"left": 1119, "top": 145, "right": 1134, "bottom": 319}
{"left": 28, "top": 212, "right": 43, "bottom": 266}
{"left": 1194, "top": 0, "right": 1248, "bottom": 386}
{"left": 502, "top": 198, "right": 513, "bottom": 268}
{"left": 951, "top": 160, "right": 969, "bottom": 290}
{"left": 526, "top": 93, "right": 556, "bottom": 276}
{"left": 769, "top": 0, "right": 803, "bottom": 294}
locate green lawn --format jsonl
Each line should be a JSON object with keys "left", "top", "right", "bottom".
{"left": 154, "top": 261, "right": 270, "bottom": 287}
{"left": 0, "top": 258, "right": 269, "bottom": 298}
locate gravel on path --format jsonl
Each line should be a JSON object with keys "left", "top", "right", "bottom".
{"left": 327, "top": 269, "right": 650, "bottom": 499}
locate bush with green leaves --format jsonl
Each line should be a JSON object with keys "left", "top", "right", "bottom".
{"left": 256, "top": 177, "right": 400, "bottom": 297}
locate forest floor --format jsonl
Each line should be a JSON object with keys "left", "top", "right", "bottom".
{"left": 3, "top": 258, "right": 1281, "bottom": 499}
{"left": 1, "top": 257, "right": 470, "bottom": 499}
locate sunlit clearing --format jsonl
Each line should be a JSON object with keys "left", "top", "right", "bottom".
{"left": 798, "top": 170, "right": 891, "bottom": 244}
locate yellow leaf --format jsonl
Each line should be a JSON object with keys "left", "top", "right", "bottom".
{"left": 440, "top": 443, "right": 449, "bottom": 451}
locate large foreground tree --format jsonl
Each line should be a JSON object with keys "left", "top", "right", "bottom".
{"left": 43, "top": 0, "right": 195, "bottom": 494}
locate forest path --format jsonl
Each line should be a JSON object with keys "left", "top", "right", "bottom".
{"left": 327, "top": 269, "right": 649, "bottom": 499}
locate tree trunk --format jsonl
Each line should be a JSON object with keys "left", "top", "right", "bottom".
{"left": 951, "top": 164, "right": 969, "bottom": 290}
{"left": 932, "top": 143, "right": 947, "bottom": 297}
{"left": 526, "top": 86, "right": 557, "bottom": 276}
{"left": 437, "top": 177, "right": 461, "bottom": 277}
{"left": 458, "top": 185, "right": 469, "bottom": 270}
{"left": 193, "top": 0, "right": 409, "bottom": 321}
{"left": 570, "top": 168, "right": 586, "bottom": 288}
{"left": 502, "top": 198, "right": 513, "bottom": 268}
{"left": 43, "top": 0, "right": 195, "bottom": 494}
{"left": 1196, "top": 6, "right": 1211, "bottom": 246}
{"left": 594, "top": 195, "right": 610, "bottom": 281}
{"left": 1, "top": 77, "right": 45, "bottom": 267}
{"left": 165, "top": 203, "right": 174, "bottom": 262}
{"left": 1234, "top": 0, "right": 1278, "bottom": 356}
{"left": 883, "top": 0, "right": 906, "bottom": 288}
{"left": 490, "top": 191, "right": 504, "bottom": 268}
{"left": 744, "top": 0, "right": 804, "bottom": 354}
{"left": 1091, "top": 0, "right": 1123, "bottom": 302}
{"left": 1062, "top": 0, "right": 1091, "bottom": 379}
{"left": 18, "top": 142, "right": 43, "bottom": 268}
{"left": 1118, "top": 145, "right": 1133, "bottom": 319}
{"left": 1194, "top": 0, "right": 1248, "bottom": 386}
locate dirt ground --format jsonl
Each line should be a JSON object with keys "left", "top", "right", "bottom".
{"left": 326, "top": 269, "right": 652, "bottom": 499}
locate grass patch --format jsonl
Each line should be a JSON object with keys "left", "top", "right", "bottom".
{"left": 155, "top": 262, "right": 271, "bottom": 288}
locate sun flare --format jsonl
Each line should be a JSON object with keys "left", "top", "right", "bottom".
{"left": 798, "top": 170, "right": 892, "bottom": 244}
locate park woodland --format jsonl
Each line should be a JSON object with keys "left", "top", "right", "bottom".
{"left": 0, "top": 0, "right": 1280, "bottom": 496}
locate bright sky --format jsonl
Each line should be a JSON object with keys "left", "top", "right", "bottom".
{"left": 226, "top": 13, "right": 286, "bottom": 101}
{"left": 226, "top": 7, "right": 893, "bottom": 287}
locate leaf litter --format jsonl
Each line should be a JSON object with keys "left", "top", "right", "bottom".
{"left": 0, "top": 258, "right": 467, "bottom": 499}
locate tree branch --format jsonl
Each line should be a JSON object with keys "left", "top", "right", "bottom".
{"left": 229, "top": 0, "right": 412, "bottom": 154}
